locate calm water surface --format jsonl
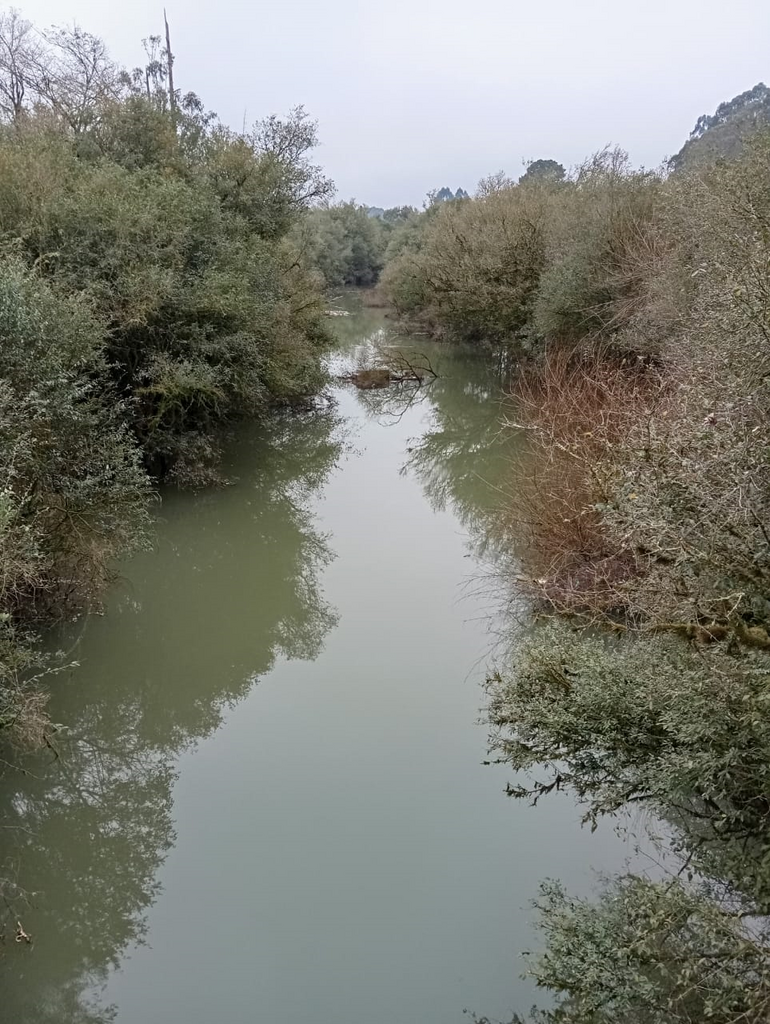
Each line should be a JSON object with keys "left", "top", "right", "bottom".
{"left": 1, "top": 300, "right": 637, "bottom": 1024}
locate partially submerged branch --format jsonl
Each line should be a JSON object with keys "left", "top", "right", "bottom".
{"left": 338, "top": 349, "right": 439, "bottom": 390}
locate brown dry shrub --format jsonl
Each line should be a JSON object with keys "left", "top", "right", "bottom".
{"left": 504, "top": 345, "right": 666, "bottom": 617}
{"left": 4, "top": 682, "right": 49, "bottom": 749}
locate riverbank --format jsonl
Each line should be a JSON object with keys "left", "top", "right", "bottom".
{"left": 377, "top": 135, "right": 770, "bottom": 1021}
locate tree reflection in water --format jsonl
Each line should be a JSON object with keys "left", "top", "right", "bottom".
{"left": 353, "top": 338, "right": 526, "bottom": 624}
{"left": 0, "top": 409, "right": 343, "bottom": 1024}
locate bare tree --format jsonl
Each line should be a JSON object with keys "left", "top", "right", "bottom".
{"left": 0, "top": 9, "right": 41, "bottom": 121}
{"left": 36, "top": 25, "right": 120, "bottom": 132}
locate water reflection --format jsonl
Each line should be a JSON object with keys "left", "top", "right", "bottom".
{"left": 330, "top": 292, "right": 520, "bottom": 560}
{"left": 0, "top": 410, "right": 343, "bottom": 1024}
{"left": 347, "top": 338, "right": 522, "bottom": 575}
{"left": 404, "top": 351, "right": 512, "bottom": 523}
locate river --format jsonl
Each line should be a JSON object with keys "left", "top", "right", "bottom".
{"left": 0, "top": 298, "right": 637, "bottom": 1024}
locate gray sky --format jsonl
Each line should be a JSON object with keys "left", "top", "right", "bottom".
{"left": 18, "top": 0, "right": 770, "bottom": 206}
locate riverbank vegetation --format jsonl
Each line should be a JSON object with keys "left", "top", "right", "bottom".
{"left": 380, "top": 91, "right": 770, "bottom": 1021}
{"left": 0, "top": 10, "right": 334, "bottom": 746}
{"left": 2, "top": 8, "right": 768, "bottom": 1013}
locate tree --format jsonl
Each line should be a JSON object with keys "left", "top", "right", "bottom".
{"left": 508, "top": 877, "right": 770, "bottom": 1024}
{"left": 36, "top": 25, "right": 120, "bottom": 132}
{"left": 298, "top": 201, "right": 386, "bottom": 287}
{"left": 519, "top": 158, "right": 565, "bottom": 183}
{"left": 476, "top": 170, "right": 515, "bottom": 197}
{"left": 249, "top": 105, "right": 334, "bottom": 209}
{"left": 669, "top": 83, "right": 770, "bottom": 171}
{"left": 381, "top": 204, "right": 417, "bottom": 224}
{"left": 0, "top": 9, "right": 40, "bottom": 121}
{"left": 0, "top": 12, "right": 336, "bottom": 743}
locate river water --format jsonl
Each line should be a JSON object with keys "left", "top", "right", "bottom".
{"left": 1, "top": 299, "right": 637, "bottom": 1024}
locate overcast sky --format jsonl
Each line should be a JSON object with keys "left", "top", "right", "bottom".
{"left": 17, "top": 0, "right": 770, "bottom": 206}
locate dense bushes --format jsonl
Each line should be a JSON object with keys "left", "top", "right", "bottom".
{"left": 379, "top": 102, "right": 770, "bottom": 1019}
{"left": 0, "top": 13, "right": 335, "bottom": 742}
{"left": 0, "top": 259, "right": 150, "bottom": 745}
{"left": 382, "top": 182, "right": 548, "bottom": 346}
{"left": 0, "top": 260, "right": 150, "bottom": 609}
{"left": 0, "top": 114, "right": 332, "bottom": 483}
{"left": 296, "top": 202, "right": 386, "bottom": 287}
{"left": 508, "top": 876, "right": 770, "bottom": 1024}
{"left": 382, "top": 148, "right": 661, "bottom": 352}
{"left": 497, "top": 141, "right": 770, "bottom": 1021}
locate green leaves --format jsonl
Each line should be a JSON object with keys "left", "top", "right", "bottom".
{"left": 0, "top": 26, "right": 334, "bottom": 743}
{"left": 522, "top": 875, "right": 770, "bottom": 1023}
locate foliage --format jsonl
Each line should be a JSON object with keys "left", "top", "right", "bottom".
{"left": 670, "top": 83, "right": 770, "bottom": 172}
{"left": 0, "top": 116, "right": 332, "bottom": 481}
{"left": 382, "top": 149, "right": 657, "bottom": 350}
{"left": 0, "top": 258, "right": 150, "bottom": 740}
{"left": 383, "top": 183, "right": 550, "bottom": 345}
{"left": 295, "top": 201, "right": 420, "bottom": 289}
{"left": 512, "top": 876, "right": 770, "bottom": 1024}
{"left": 532, "top": 148, "right": 659, "bottom": 340}
{"left": 296, "top": 201, "right": 386, "bottom": 287}
{"left": 428, "top": 105, "right": 770, "bottom": 1022}
{"left": 0, "top": 10, "right": 335, "bottom": 742}
{"left": 0, "top": 12, "right": 334, "bottom": 480}
{"left": 519, "top": 159, "right": 565, "bottom": 184}
{"left": 488, "top": 622, "right": 770, "bottom": 902}
{"left": 0, "top": 260, "right": 150, "bottom": 610}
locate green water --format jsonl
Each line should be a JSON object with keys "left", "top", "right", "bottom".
{"left": 0, "top": 300, "right": 636, "bottom": 1024}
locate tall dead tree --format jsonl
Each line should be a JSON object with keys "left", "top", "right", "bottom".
{"left": 163, "top": 9, "right": 176, "bottom": 122}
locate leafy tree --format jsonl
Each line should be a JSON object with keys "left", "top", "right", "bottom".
{"left": 379, "top": 101, "right": 770, "bottom": 1024}
{"left": 478, "top": 134, "right": 770, "bottom": 1022}
{"left": 519, "top": 158, "right": 566, "bottom": 183}
{"left": 0, "top": 258, "right": 150, "bottom": 743}
{"left": 508, "top": 877, "right": 770, "bottom": 1024}
{"left": 297, "top": 201, "right": 386, "bottom": 287}
{"left": 476, "top": 170, "right": 516, "bottom": 196}
{"left": 382, "top": 204, "right": 417, "bottom": 224}
{"left": 384, "top": 182, "right": 550, "bottom": 346}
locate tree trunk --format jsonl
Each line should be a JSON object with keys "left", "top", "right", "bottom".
{"left": 164, "top": 10, "right": 176, "bottom": 123}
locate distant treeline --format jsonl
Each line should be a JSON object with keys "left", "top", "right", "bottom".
{"left": 298, "top": 170, "right": 564, "bottom": 292}
{"left": 293, "top": 202, "right": 417, "bottom": 288}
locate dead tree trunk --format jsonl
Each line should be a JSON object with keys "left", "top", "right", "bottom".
{"left": 164, "top": 9, "right": 176, "bottom": 123}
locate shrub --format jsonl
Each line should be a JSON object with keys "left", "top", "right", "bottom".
{"left": 0, "top": 14, "right": 335, "bottom": 743}
{"left": 531, "top": 149, "right": 660, "bottom": 342}
{"left": 0, "top": 259, "right": 151, "bottom": 739}
{"left": 296, "top": 201, "right": 386, "bottom": 288}
{"left": 474, "top": 119, "right": 770, "bottom": 1024}
{"left": 383, "top": 184, "right": 551, "bottom": 347}
{"left": 513, "top": 876, "right": 770, "bottom": 1024}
